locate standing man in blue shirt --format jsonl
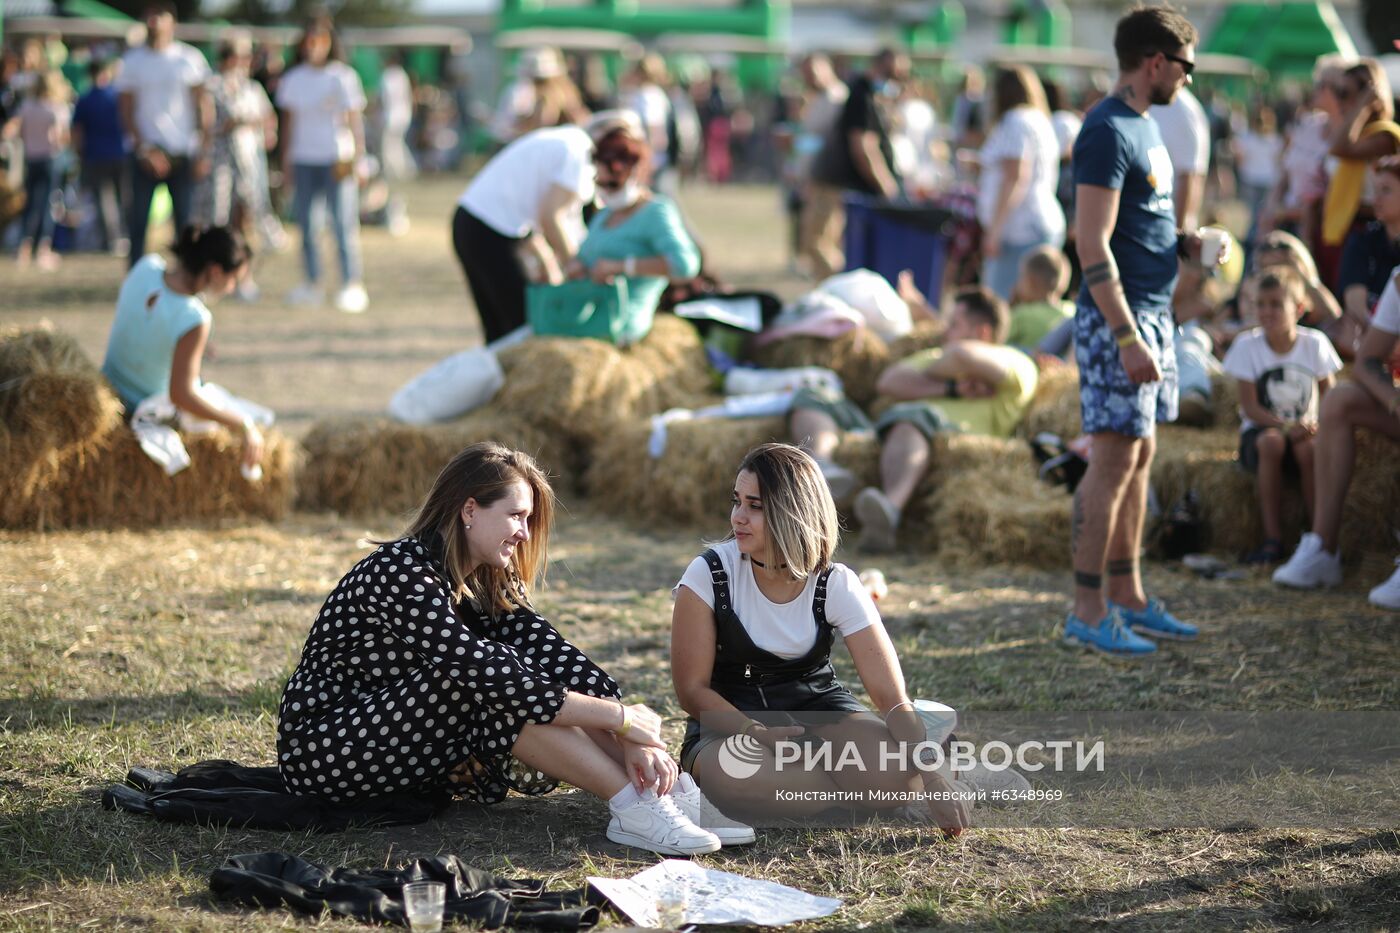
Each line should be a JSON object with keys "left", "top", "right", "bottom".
{"left": 1065, "top": 5, "right": 1224, "bottom": 656}
{"left": 71, "top": 58, "right": 130, "bottom": 256}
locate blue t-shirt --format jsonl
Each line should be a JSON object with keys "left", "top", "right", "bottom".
{"left": 576, "top": 196, "right": 701, "bottom": 321}
{"left": 71, "top": 85, "right": 128, "bottom": 162}
{"left": 1072, "top": 96, "right": 1178, "bottom": 311}
{"left": 101, "top": 255, "right": 211, "bottom": 410}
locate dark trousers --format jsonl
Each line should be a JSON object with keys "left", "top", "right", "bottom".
{"left": 19, "top": 158, "right": 55, "bottom": 250}
{"left": 80, "top": 157, "right": 128, "bottom": 250}
{"left": 128, "top": 155, "right": 194, "bottom": 267}
{"left": 451, "top": 205, "right": 527, "bottom": 344}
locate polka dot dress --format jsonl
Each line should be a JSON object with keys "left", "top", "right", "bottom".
{"left": 277, "top": 535, "right": 621, "bottom": 804}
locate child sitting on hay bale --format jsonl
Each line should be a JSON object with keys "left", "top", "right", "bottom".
{"left": 1221, "top": 268, "right": 1342, "bottom": 564}
{"left": 670, "top": 443, "right": 973, "bottom": 835}
{"left": 100, "top": 224, "right": 269, "bottom": 474}
{"left": 1273, "top": 269, "right": 1400, "bottom": 609}
{"left": 280, "top": 442, "right": 741, "bottom": 856}
{"left": 786, "top": 286, "right": 1039, "bottom": 552}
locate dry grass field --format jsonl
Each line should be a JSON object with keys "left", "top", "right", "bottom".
{"left": 1, "top": 177, "right": 1397, "bottom": 930}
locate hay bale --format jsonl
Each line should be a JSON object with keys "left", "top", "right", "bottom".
{"left": 298, "top": 412, "right": 571, "bottom": 517}
{"left": 4, "top": 427, "right": 296, "bottom": 530}
{"left": 748, "top": 328, "right": 891, "bottom": 409}
{"left": 492, "top": 314, "right": 711, "bottom": 451}
{"left": 1150, "top": 426, "right": 1296, "bottom": 556}
{"left": 1022, "top": 363, "right": 1081, "bottom": 439}
{"left": 1341, "top": 429, "right": 1400, "bottom": 562}
{"left": 585, "top": 413, "right": 788, "bottom": 528}
{"left": 887, "top": 320, "right": 944, "bottom": 361}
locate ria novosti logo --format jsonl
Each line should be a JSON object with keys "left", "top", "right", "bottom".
{"left": 717, "top": 734, "right": 1104, "bottom": 779}
{"left": 717, "top": 733, "right": 766, "bottom": 779}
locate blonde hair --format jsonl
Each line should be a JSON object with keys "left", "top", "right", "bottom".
{"left": 1254, "top": 230, "right": 1319, "bottom": 282}
{"left": 34, "top": 70, "right": 70, "bottom": 103}
{"left": 734, "top": 444, "right": 839, "bottom": 581}
{"left": 399, "top": 442, "right": 555, "bottom": 615}
{"left": 992, "top": 64, "right": 1048, "bottom": 120}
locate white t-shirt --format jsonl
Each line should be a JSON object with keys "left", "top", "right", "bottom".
{"left": 1236, "top": 130, "right": 1283, "bottom": 189}
{"left": 674, "top": 539, "right": 878, "bottom": 660}
{"left": 626, "top": 83, "right": 672, "bottom": 170}
{"left": 378, "top": 63, "right": 413, "bottom": 133}
{"left": 115, "top": 42, "right": 211, "bottom": 155}
{"left": 1149, "top": 87, "right": 1209, "bottom": 176}
{"left": 458, "top": 125, "right": 595, "bottom": 238}
{"left": 1222, "top": 327, "right": 1343, "bottom": 430}
{"left": 276, "top": 62, "right": 366, "bottom": 166}
{"left": 1281, "top": 112, "right": 1332, "bottom": 209}
{"left": 976, "top": 106, "right": 1065, "bottom": 246}
{"left": 1373, "top": 268, "right": 1400, "bottom": 335}
{"left": 1050, "top": 109, "right": 1081, "bottom": 158}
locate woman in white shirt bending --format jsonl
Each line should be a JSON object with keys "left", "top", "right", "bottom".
{"left": 671, "top": 443, "right": 970, "bottom": 836}
{"left": 276, "top": 14, "right": 369, "bottom": 313}
{"left": 976, "top": 65, "right": 1065, "bottom": 302}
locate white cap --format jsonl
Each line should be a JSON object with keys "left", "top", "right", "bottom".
{"left": 518, "top": 47, "right": 563, "bottom": 80}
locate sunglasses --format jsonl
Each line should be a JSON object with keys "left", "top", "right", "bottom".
{"left": 592, "top": 150, "right": 640, "bottom": 169}
{"left": 1160, "top": 51, "right": 1195, "bottom": 76}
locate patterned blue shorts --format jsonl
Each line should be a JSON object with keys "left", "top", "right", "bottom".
{"left": 1074, "top": 302, "right": 1178, "bottom": 438}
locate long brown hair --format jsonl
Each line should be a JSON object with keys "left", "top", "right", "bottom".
{"left": 401, "top": 442, "right": 555, "bottom": 614}
{"left": 733, "top": 443, "right": 839, "bottom": 580}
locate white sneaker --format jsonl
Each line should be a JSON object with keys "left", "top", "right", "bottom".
{"left": 1368, "top": 558, "right": 1400, "bottom": 611}
{"left": 816, "top": 459, "right": 857, "bottom": 500}
{"left": 286, "top": 282, "right": 324, "bottom": 308}
{"left": 958, "top": 761, "right": 1031, "bottom": 807}
{"left": 854, "top": 487, "right": 899, "bottom": 553}
{"left": 672, "top": 773, "right": 756, "bottom": 845}
{"left": 1272, "top": 533, "right": 1342, "bottom": 589}
{"left": 606, "top": 788, "right": 721, "bottom": 856}
{"left": 334, "top": 283, "right": 369, "bottom": 314}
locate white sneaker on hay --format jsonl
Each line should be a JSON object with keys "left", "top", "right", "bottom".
{"left": 672, "top": 773, "right": 756, "bottom": 845}
{"left": 286, "top": 282, "right": 324, "bottom": 308}
{"left": 606, "top": 787, "right": 721, "bottom": 856}
{"left": 334, "top": 283, "right": 369, "bottom": 314}
{"left": 1272, "top": 533, "right": 1342, "bottom": 589}
{"left": 1368, "top": 558, "right": 1400, "bottom": 611}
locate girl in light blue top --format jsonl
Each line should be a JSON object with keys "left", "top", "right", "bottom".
{"left": 569, "top": 111, "right": 701, "bottom": 317}
{"left": 101, "top": 224, "right": 264, "bottom": 470}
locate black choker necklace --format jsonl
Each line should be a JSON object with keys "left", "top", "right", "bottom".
{"left": 750, "top": 557, "right": 788, "bottom": 570}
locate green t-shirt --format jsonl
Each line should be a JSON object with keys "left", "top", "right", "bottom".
{"left": 1005, "top": 299, "right": 1073, "bottom": 350}
{"left": 896, "top": 344, "right": 1040, "bottom": 437}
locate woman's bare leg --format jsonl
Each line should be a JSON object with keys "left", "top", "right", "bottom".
{"left": 512, "top": 722, "right": 630, "bottom": 800}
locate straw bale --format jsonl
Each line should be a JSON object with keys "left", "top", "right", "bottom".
{"left": 298, "top": 412, "right": 571, "bottom": 518}
{"left": 747, "top": 328, "right": 891, "bottom": 408}
{"left": 1021, "top": 363, "right": 1081, "bottom": 439}
{"left": 586, "top": 413, "right": 788, "bottom": 529}
{"left": 0, "top": 324, "right": 127, "bottom": 515}
{"left": 1150, "top": 426, "right": 1294, "bottom": 556}
{"left": 928, "top": 438, "right": 1072, "bottom": 569}
{"left": 492, "top": 314, "right": 712, "bottom": 450}
{"left": 3, "top": 427, "right": 295, "bottom": 530}
{"left": 887, "top": 320, "right": 945, "bottom": 361}
{"left": 1342, "top": 429, "right": 1400, "bottom": 561}
{"left": 1210, "top": 370, "right": 1240, "bottom": 429}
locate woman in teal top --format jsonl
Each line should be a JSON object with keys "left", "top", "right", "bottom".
{"left": 101, "top": 224, "right": 265, "bottom": 471}
{"left": 569, "top": 112, "right": 701, "bottom": 318}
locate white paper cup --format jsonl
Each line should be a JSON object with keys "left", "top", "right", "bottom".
{"left": 1198, "top": 226, "right": 1228, "bottom": 267}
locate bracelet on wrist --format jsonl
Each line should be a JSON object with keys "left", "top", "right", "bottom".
{"left": 1116, "top": 332, "right": 1140, "bottom": 349}
{"left": 1176, "top": 232, "right": 1191, "bottom": 259}
{"left": 624, "top": 255, "right": 637, "bottom": 277}
{"left": 614, "top": 704, "right": 633, "bottom": 737}
{"left": 883, "top": 699, "right": 915, "bottom": 719}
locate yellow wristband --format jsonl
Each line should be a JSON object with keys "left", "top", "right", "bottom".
{"left": 615, "top": 705, "right": 633, "bottom": 737}
{"left": 1116, "top": 333, "right": 1140, "bottom": 349}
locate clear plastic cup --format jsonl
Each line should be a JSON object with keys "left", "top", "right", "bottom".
{"left": 403, "top": 881, "right": 446, "bottom": 933}
{"left": 1199, "top": 226, "right": 1229, "bottom": 267}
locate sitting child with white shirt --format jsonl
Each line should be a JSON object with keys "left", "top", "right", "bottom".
{"left": 1222, "top": 267, "right": 1342, "bottom": 564}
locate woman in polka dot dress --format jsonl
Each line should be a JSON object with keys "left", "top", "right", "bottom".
{"left": 277, "top": 442, "right": 733, "bottom": 855}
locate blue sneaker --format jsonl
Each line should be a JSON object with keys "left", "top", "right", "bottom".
{"left": 1063, "top": 609, "right": 1157, "bottom": 657}
{"left": 1111, "top": 599, "right": 1199, "bottom": 641}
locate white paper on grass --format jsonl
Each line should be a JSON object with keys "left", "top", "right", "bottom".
{"left": 588, "top": 859, "right": 843, "bottom": 927}
{"left": 674, "top": 296, "right": 765, "bottom": 333}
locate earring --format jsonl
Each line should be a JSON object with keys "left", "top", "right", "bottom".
{"left": 464, "top": 521, "right": 472, "bottom": 530}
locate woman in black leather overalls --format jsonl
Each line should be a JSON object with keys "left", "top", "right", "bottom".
{"left": 671, "top": 443, "right": 969, "bottom": 835}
